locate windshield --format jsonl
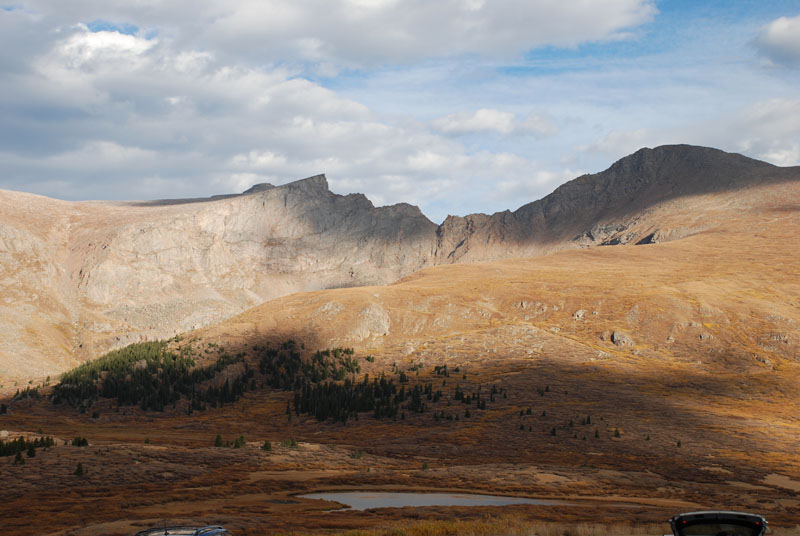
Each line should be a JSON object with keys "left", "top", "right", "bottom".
{"left": 678, "top": 522, "right": 761, "bottom": 536}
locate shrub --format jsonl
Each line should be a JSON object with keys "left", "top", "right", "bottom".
{"left": 614, "top": 428, "right": 621, "bottom": 438}
{"left": 261, "top": 440, "right": 272, "bottom": 451}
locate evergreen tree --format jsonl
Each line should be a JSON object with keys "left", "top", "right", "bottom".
{"left": 0, "top": 403, "right": 6, "bottom": 414}
{"left": 14, "top": 451, "right": 24, "bottom": 465}
{"left": 614, "top": 428, "right": 621, "bottom": 438}
{"left": 595, "top": 429, "right": 599, "bottom": 438}
{"left": 26, "top": 444, "right": 35, "bottom": 458}
{"left": 261, "top": 440, "right": 272, "bottom": 451}
{"left": 74, "top": 462, "right": 84, "bottom": 476}
{"left": 214, "top": 434, "right": 223, "bottom": 447}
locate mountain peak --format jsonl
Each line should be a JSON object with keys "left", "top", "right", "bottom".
{"left": 284, "top": 174, "right": 329, "bottom": 192}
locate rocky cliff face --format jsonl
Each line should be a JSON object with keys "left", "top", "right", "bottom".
{"left": 0, "top": 175, "right": 437, "bottom": 378}
{"left": 1, "top": 145, "right": 798, "bottom": 381}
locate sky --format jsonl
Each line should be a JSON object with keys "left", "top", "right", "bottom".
{"left": 1, "top": 1, "right": 799, "bottom": 223}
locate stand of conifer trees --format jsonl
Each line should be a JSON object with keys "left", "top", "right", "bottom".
{"left": 0, "top": 436, "right": 55, "bottom": 457}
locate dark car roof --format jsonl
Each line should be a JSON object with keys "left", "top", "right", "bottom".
{"left": 669, "top": 511, "right": 767, "bottom": 536}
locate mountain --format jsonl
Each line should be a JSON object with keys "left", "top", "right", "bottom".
{"left": 0, "top": 175, "right": 436, "bottom": 379}
{"left": 1, "top": 145, "right": 798, "bottom": 382}
{"left": 435, "top": 144, "right": 797, "bottom": 262}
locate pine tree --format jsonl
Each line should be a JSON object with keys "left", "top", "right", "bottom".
{"left": 614, "top": 428, "right": 621, "bottom": 438}
{"left": 27, "top": 444, "right": 35, "bottom": 458}
{"left": 14, "top": 451, "right": 24, "bottom": 465}
{"left": 594, "top": 429, "right": 599, "bottom": 438}
{"left": 214, "top": 434, "right": 223, "bottom": 447}
{"left": 0, "top": 403, "right": 6, "bottom": 414}
{"left": 550, "top": 427, "right": 556, "bottom": 436}
{"left": 74, "top": 462, "right": 84, "bottom": 476}
{"left": 261, "top": 440, "right": 272, "bottom": 451}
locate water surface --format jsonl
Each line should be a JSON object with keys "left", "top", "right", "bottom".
{"left": 299, "top": 491, "right": 573, "bottom": 511}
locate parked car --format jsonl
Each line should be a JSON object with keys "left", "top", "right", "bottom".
{"left": 670, "top": 511, "right": 767, "bottom": 536}
{"left": 135, "top": 526, "right": 233, "bottom": 536}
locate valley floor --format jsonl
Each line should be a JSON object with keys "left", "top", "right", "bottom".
{"left": 3, "top": 350, "right": 800, "bottom": 536}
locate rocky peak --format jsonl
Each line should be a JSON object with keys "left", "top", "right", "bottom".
{"left": 434, "top": 144, "right": 799, "bottom": 263}
{"left": 282, "top": 174, "right": 329, "bottom": 193}
{"left": 242, "top": 183, "right": 275, "bottom": 194}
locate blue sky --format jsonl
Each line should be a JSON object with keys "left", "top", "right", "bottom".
{"left": 1, "top": 1, "right": 799, "bottom": 222}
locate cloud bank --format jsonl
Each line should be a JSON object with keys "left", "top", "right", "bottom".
{"left": 0, "top": 2, "right": 798, "bottom": 222}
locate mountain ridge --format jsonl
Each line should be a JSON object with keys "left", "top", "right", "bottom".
{"left": 1, "top": 144, "right": 799, "bottom": 381}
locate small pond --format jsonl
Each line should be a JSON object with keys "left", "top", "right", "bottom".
{"left": 298, "top": 491, "right": 574, "bottom": 511}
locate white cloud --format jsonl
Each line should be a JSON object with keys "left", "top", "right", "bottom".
{"left": 578, "top": 128, "right": 649, "bottom": 157}
{"left": 59, "top": 26, "right": 156, "bottom": 68}
{"left": 755, "top": 14, "right": 800, "bottom": 66}
{"left": 433, "top": 109, "right": 557, "bottom": 137}
{"left": 433, "top": 109, "right": 515, "bottom": 135}
{"left": 24, "top": 0, "right": 657, "bottom": 66}
{"left": 730, "top": 99, "right": 800, "bottom": 166}
{"left": 760, "top": 144, "right": 800, "bottom": 167}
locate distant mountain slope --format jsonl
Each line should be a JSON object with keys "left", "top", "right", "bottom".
{"left": 1, "top": 145, "right": 798, "bottom": 382}
{"left": 435, "top": 145, "right": 798, "bottom": 262}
